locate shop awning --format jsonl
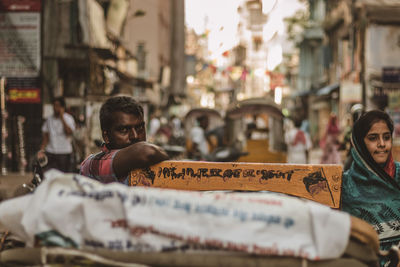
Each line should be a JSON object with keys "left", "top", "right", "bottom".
{"left": 316, "top": 83, "right": 339, "bottom": 96}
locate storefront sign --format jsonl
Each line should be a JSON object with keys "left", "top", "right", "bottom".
{"left": 383, "top": 67, "right": 400, "bottom": 83}
{"left": 8, "top": 88, "right": 40, "bottom": 103}
{"left": 0, "top": 0, "right": 41, "bottom": 12}
{"left": 340, "top": 81, "right": 362, "bottom": 103}
{"left": 6, "top": 77, "right": 40, "bottom": 103}
{"left": 0, "top": 0, "right": 41, "bottom": 77}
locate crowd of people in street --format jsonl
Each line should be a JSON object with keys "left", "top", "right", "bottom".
{"left": 38, "top": 95, "right": 388, "bottom": 172}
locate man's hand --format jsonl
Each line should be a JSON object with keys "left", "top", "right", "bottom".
{"left": 37, "top": 150, "right": 46, "bottom": 160}
{"left": 59, "top": 106, "right": 65, "bottom": 117}
{"left": 113, "top": 142, "right": 169, "bottom": 181}
{"left": 59, "top": 108, "right": 73, "bottom": 136}
{"left": 38, "top": 133, "right": 49, "bottom": 163}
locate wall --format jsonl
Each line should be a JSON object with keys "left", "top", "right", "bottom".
{"left": 365, "top": 24, "right": 400, "bottom": 77}
{"left": 123, "top": 0, "right": 171, "bottom": 81}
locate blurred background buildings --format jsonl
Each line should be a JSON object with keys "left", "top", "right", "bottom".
{"left": 0, "top": 0, "right": 400, "bottom": 171}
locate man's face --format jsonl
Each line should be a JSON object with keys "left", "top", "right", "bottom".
{"left": 53, "top": 101, "right": 63, "bottom": 117}
{"left": 200, "top": 117, "right": 209, "bottom": 130}
{"left": 103, "top": 111, "right": 146, "bottom": 149}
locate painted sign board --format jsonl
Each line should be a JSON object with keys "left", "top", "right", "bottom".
{"left": 0, "top": 0, "right": 41, "bottom": 12}
{"left": 0, "top": 11, "right": 41, "bottom": 77}
{"left": 8, "top": 88, "right": 40, "bottom": 103}
{"left": 0, "top": 0, "right": 41, "bottom": 84}
{"left": 130, "top": 161, "right": 343, "bottom": 209}
{"left": 5, "top": 77, "right": 40, "bottom": 103}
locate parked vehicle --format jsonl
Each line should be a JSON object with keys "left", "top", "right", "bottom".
{"left": 184, "top": 108, "right": 224, "bottom": 159}
{"left": 225, "top": 97, "right": 286, "bottom": 163}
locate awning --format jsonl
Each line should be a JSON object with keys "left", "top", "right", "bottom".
{"left": 316, "top": 83, "right": 339, "bottom": 96}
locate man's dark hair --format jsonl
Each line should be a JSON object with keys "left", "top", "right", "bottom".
{"left": 100, "top": 96, "right": 144, "bottom": 132}
{"left": 353, "top": 110, "right": 394, "bottom": 141}
{"left": 53, "top": 96, "right": 66, "bottom": 108}
{"left": 294, "top": 119, "right": 302, "bottom": 128}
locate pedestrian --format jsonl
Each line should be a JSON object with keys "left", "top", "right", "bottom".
{"left": 341, "top": 116, "right": 354, "bottom": 170}
{"left": 188, "top": 115, "right": 209, "bottom": 159}
{"left": 320, "top": 114, "right": 341, "bottom": 164}
{"left": 148, "top": 110, "right": 161, "bottom": 142}
{"left": 343, "top": 104, "right": 364, "bottom": 170}
{"left": 79, "top": 96, "right": 168, "bottom": 184}
{"left": 37, "top": 97, "right": 76, "bottom": 172}
{"left": 285, "top": 119, "right": 312, "bottom": 164}
{"left": 341, "top": 110, "right": 400, "bottom": 266}
{"left": 170, "top": 115, "right": 184, "bottom": 138}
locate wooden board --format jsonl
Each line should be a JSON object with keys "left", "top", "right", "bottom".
{"left": 129, "top": 161, "right": 342, "bottom": 208}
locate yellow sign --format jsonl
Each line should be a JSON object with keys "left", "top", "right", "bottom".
{"left": 130, "top": 161, "right": 342, "bottom": 208}
{"left": 9, "top": 89, "right": 40, "bottom": 103}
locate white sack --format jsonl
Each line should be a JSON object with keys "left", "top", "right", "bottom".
{"left": 0, "top": 170, "right": 351, "bottom": 260}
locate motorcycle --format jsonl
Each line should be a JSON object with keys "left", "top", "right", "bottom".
{"left": 13, "top": 157, "right": 46, "bottom": 197}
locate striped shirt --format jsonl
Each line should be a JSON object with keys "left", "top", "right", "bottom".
{"left": 80, "top": 145, "right": 122, "bottom": 184}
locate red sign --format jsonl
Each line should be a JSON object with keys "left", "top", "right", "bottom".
{"left": 8, "top": 88, "right": 40, "bottom": 103}
{"left": 269, "top": 72, "right": 285, "bottom": 90}
{"left": 0, "top": 0, "right": 41, "bottom": 12}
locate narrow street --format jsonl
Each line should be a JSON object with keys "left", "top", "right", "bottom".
{"left": 0, "top": 173, "right": 32, "bottom": 201}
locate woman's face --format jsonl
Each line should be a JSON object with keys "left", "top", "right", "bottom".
{"left": 364, "top": 120, "right": 392, "bottom": 165}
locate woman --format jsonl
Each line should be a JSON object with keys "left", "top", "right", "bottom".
{"left": 320, "top": 114, "right": 341, "bottom": 164}
{"left": 285, "top": 119, "right": 312, "bottom": 164}
{"left": 342, "top": 110, "right": 400, "bottom": 264}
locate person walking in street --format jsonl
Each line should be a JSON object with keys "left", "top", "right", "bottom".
{"left": 37, "top": 97, "right": 76, "bottom": 172}
{"left": 285, "top": 119, "right": 312, "bottom": 164}
{"left": 320, "top": 114, "right": 341, "bottom": 164}
{"left": 341, "top": 110, "right": 400, "bottom": 266}
{"left": 188, "top": 115, "right": 209, "bottom": 160}
{"left": 80, "top": 96, "right": 168, "bottom": 184}
{"left": 148, "top": 109, "right": 161, "bottom": 142}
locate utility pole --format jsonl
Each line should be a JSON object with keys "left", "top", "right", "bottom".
{"left": 169, "top": 0, "right": 186, "bottom": 102}
{"left": 0, "top": 77, "right": 7, "bottom": 175}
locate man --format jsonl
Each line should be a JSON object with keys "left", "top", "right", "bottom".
{"left": 148, "top": 109, "right": 161, "bottom": 142}
{"left": 38, "top": 97, "right": 76, "bottom": 172}
{"left": 188, "top": 115, "right": 209, "bottom": 159}
{"left": 80, "top": 96, "right": 168, "bottom": 184}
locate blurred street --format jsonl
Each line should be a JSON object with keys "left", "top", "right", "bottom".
{"left": 0, "top": 1, "right": 398, "bottom": 266}
{"left": 309, "top": 148, "right": 323, "bottom": 164}
{"left": 0, "top": 173, "right": 32, "bottom": 201}
{"left": 0, "top": 0, "right": 398, "bottom": 180}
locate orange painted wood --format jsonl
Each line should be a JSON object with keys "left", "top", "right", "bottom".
{"left": 129, "top": 161, "right": 342, "bottom": 208}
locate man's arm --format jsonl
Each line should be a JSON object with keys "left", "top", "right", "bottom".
{"left": 59, "top": 109, "right": 74, "bottom": 136}
{"left": 37, "top": 132, "right": 49, "bottom": 159}
{"left": 112, "top": 141, "right": 169, "bottom": 181}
